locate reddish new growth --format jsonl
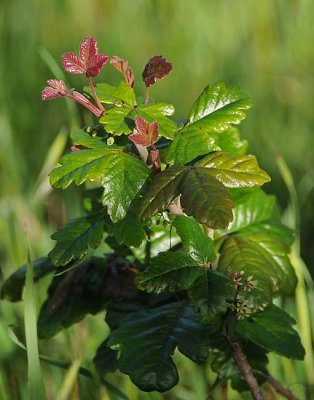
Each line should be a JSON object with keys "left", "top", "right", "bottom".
{"left": 61, "top": 36, "right": 108, "bottom": 78}
{"left": 110, "top": 56, "right": 135, "bottom": 88}
{"left": 129, "top": 116, "right": 161, "bottom": 172}
{"left": 42, "top": 37, "right": 107, "bottom": 115}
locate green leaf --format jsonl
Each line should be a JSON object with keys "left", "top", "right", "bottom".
{"left": 100, "top": 107, "right": 134, "bottom": 135}
{"left": 138, "top": 166, "right": 233, "bottom": 230}
{"left": 137, "top": 167, "right": 187, "bottom": 220}
{"left": 0, "top": 257, "right": 55, "bottom": 302}
{"left": 108, "top": 301, "right": 210, "bottom": 392}
{"left": 173, "top": 215, "right": 215, "bottom": 263}
{"left": 70, "top": 129, "right": 108, "bottom": 149}
{"left": 218, "top": 224, "right": 297, "bottom": 311}
{"left": 180, "top": 168, "right": 233, "bottom": 229}
{"left": 49, "top": 212, "right": 105, "bottom": 266}
{"left": 188, "top": 81, "right": 252, "bottom": 128}
{"left": 236, "top": 305, "right": 305, "bottom": 360}
{"left": 86, "top": 81, "right": 136, "bottom": 108}
{"left": 136, "top": 251, "right": 202, "bottom": 293}
{"left": 225, "top": 189, "right": 278, "bottom": 234}
{"left": 195, "top": 152, "right": 271, "bottom": 188}
{"left": 49, "top": 147, "right": 120, "bottom": 189}
{"left": 101, "top": 152, "right": 151, "bottom": 222}
{"left": 93, "top": 339, "right": 118, "bottom": 376}
{"left": 188, "top": 269, "right": 234, "bottom": 324}
{"left": 110, "top": 212, "right": 146, "bottom": 247}
{"left": 38, "top": 257, "right": 139, "bottom": 338}
{"left": 137, "top": 103, "right": 177, "bottom": 139}
{"left": 165, "top": 127, "right": 248, "bottom": 166}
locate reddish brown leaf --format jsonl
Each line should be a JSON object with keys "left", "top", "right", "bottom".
{"left": 129, "top": 116, "right": 159, "bottom": 147}
{"left": 61, "top": 36, "right": 108, "bottom": 77}
{"left": 42, "top": 79, "right": 67, "bottom": 100}
{"left": 110, "top": 55, "right": 135, "bottom": 87}
{"left": 142, "top": 55, "right": 173, "bottom": 88}
{"left": 147, "top": 149, "right": 161, "bottom": 172}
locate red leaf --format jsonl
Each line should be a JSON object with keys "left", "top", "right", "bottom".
{"left": 129, "top": 116, "right": 159, "bottom": 147}
{"left": 61, "top": 36, "right": 108, "bottom": 77}
{"left": 126, "top": 67, "right": 135, "bottom": 88}
{"left": 61, "top": 52, "right": 86, "bottom": 74}
{"left": 147, "top": 149, "right": 161, "bottom": 172}
{"left": 142, "top": 55, "right": 173, "bottom": 88}
{"left": 42, "top": 79, "right": 67, "bottom": 100}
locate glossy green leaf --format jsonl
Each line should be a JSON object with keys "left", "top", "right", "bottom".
{"left": 108, "top": 301, "right": 210, "bottom": 392}
{"left": 86, "top": 81, "right": 136, "bottom": 108}
{"left": 110, "top": 212, "right": 146, "bottom": 247}
{"left": 165, "top": 127, "right": 248, "bottom": 166}
{"left": 137, "top": 103, "right": 177, "bottom": 139}
{"left": 100, "top": 107, "right": 134, "bottom": 135}
{"left": 101, "top": 152, "right": 151, "bottom": 222}
{"left": 173, "top": 215, "right": 215, "bottom": 263}
{"left": 226, "top": 189, "right": 278, "bottom": 234}
{"left": 38, "top": 257, "right": 139, "bottom": 338}
{"left": 49, "top": 147, "right": 120, "bottom": 189}
{"left": 180, "top": 168, "right": 233, "bottom": 229}
{"left": 137, "top": 251, "right": 202, "bottom": 293}
{"left": 49, "top": 212, "right": 106, "bottom": 266}
{"left": 0, "top": 257, "right": 55, "bottom": 302}
{"left": 188, "top": 269, "right": 234, "bottom": 324}
{"left": 195, "top": 152, "right": 271, "bottom": 188}
{"left": 137, "top": 167, "right": 187, "bottom": 220}
{"left": 70, "top": 129, "right": 107, "bottom": 149}
{"left": 188, "top": 81, "right": 252, "bottom": 128}
{"left": 218, "top": 223, "right": 297, "bottom": 311}
{"left": 236, "top": 305, "right": 305, "bottom": 360}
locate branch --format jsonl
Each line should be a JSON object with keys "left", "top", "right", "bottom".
{"left": 226, "top": 336, "right": 264, "bottom": 400}
{"left": 267, "top": 375, "right": 300, "bottom": 400}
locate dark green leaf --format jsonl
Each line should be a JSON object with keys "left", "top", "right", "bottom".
{"left": 110, "top": 212, "right": 146, "bottom": 247}
{"left": 137, "top": 251, "right": 201, "bottom": 293}
{"left": 180, "top": 168, "right": 233, "bottom": 229}
{"left": 137, "top": 167, "right": 187, "bottom": 220}
{"left": 0, "top": 257, "right": 55, "bottom": 302}
{"left": 137, "top": 103, "right": 177, "bottom": 139}
{"left": 188, "top": 269, "right": 234, "bottom": 324}
{"left": 49, "top": 147, "right": 121, "bottom": 189}
{"left": 93, "top": 339, "right": 118, "bottom": 376}
{"left": 49, "top": 212, "right": 106, "bottom": 266}
{"left": 236, "top": 305, "right": 305, "bottom": 360}
{"left": 38, "top": 257, "right": 139, "bottom": 338}
{"left": 101, "top": 152, "right": 151, "bottom": 222}
{"left": 195, "top": 152, "right": 270, "bottom": 188}
{"left": 188, "top": 81, "right": 252, "bottom": 128}
{"left": 100, "top": 107, "right": 134, "bottom": 135}
{"left": 218, "top": 224, "right": 297, "bottom": 311}
{"left": 173, "top": 215, "right": 215, "bottom": 263}
{"left": 108, "top": 301, "right": 210, "bottom": 392}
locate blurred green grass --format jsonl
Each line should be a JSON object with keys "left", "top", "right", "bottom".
{"left": 0, "top": 0, "right": 313, "bottom": 399}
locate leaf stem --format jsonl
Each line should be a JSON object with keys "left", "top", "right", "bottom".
{"left": 226, "top": 335, "right": 264, "bottom": 400}
{"left": 266, "top": 375, "right": 299, "bottom": 400}
{"left": 87, "top": 76, "right": 105, "bottom": 112}
{"left": 145, "top": 86, "right": 151, "bottom": 105}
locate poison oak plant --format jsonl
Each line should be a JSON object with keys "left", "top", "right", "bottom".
{"left": 1, "top": 37, "right": 304, "bottom": 399}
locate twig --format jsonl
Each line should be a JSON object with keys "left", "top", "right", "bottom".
{"left": 226, "top": 336, "right": 264, "bottom": 400}
{"left": 267, "top": 375, "right": 300, "bottom": 400}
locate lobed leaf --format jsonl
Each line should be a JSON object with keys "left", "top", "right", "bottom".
{"left": 100, "top": 107, "right": 135, "bottom": 135}
{"left": 142, "top": 56, "right": 173, "bottom": 88}
{"left": 101, "top": 152, "right": 152, "bottom": 222}
{"left": 49, "top": 212, "right": 106, "bottom": 266}
{"left": 236, "top": 305, "right": 305, "bottom": 360}
{"left": 108, "top": 301, "right": 210, "bottom": 392}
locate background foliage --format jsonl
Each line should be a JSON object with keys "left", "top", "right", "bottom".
{"left": 0, "top": 0, "right": 313, "bottom": 399}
